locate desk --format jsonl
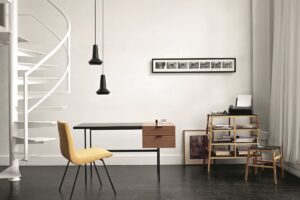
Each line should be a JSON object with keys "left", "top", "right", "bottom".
{"left": 73, "top": 122, "right": 175, "bottom": 182}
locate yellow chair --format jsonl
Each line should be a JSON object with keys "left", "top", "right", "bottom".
{"left": 57, "top": 121, "right": 116, "bottom": 199}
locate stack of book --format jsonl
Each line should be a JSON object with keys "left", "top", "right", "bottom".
{"left": 236, "top": 124, "right": 256, "bottom": 129}
{"left": 237, "top": 150, "right": 249, "bottom": 156}
{"left": 236, "top": 137, "right": 256, "bottom": 143}
{"left": 212, "top": 125, "right": 233, "bottom": 130}
{"left": 213, "top": 138, "right": 232, "bottom": 143}
{"left": 213, "top": 149, "right": 231, "bottom": 156}
{"left": 213, "top": 135, "right": 234, "bottom": 143}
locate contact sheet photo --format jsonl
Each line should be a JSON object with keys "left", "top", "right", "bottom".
{"left": 152, "top": 58, "right": 236, "bottom": 73}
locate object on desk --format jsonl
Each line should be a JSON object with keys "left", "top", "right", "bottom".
{"left": 228, "top": 105, "right": 253, "bottom": 115}
{"left": 237, "top": 95, "right": 252, "bottom": 107}
{"left": 228, "top": 94, "right": 253, "bottom": 115}
{"left": 184, "top": 130, "right": 207, "bottom": 165}
{"left": 211, "top": 110, "right": 228, "bottom": 115}
{"left": 155, "top": 119, "right": 158, "bottom": 126}
{"left": 158, "top": 119, "right": 167, "bottom": 125}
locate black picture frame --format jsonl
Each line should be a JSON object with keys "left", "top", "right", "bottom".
{"left": 152, "top": 58, "right": 236, "bottom": 73}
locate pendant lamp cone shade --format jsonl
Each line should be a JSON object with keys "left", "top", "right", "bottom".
{"left": 89, "top": 44, "right": 103, "bottom": 65}
{"left": 96, "top": 74, "right": 110, "bottom": 95}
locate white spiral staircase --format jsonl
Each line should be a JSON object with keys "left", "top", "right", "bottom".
{"left": 0, "top": 0, "right": 71, "bottom": 181}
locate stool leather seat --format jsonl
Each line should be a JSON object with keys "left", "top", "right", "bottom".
{"left": 249, "top": 145, "right": 281, "bottom": 150}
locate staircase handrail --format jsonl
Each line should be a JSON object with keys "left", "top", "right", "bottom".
{"left": 22, "top": 0, "right": 71, "bottom": 160}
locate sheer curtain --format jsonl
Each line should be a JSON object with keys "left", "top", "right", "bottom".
{"left": 270, "top": 0, "right": 300, "bottom": 165}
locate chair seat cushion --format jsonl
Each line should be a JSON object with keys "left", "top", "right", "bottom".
{"left": 71, "top": 148, "right": 112, "bottom": 165}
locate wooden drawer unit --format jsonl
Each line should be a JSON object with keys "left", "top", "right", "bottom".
{"left": 142, "top": 123, "right": 175, "bottom": 148}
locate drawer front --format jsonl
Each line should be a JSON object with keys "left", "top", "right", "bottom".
{"left": 143, "top": 126, "right": 175, "bottom": 136}
{"left": 143, "top": 135, "right": 175, "bottom": 148}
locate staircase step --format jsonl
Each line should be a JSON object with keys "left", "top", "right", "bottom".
{"left": 17, "top": 91, "right": 68, "bottom": 100}
{"left": 18, "top": 48, "right": 45, "bottom": 57}
{"left": 13, "top": 136, "right": 56, "bottom": 144}
{"left": 16, "top": 106, "right": 68, "bottom": 113}
{"left": 0, "top": 32, "right": 28, "bottom": 45}
{"left": 17, "top": 62, "right": 57, "bottom": 71}
{"left": 17, "top": 77, "right": 59, "bottom": 85}
{"left": 15, "top": 121, "right": 57, "bottom": 128}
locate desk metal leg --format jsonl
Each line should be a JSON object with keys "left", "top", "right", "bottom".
{"left": 84, "top": 129, "right": 87, "bottom": 184}
{"left": 90, "top": 129, "right": 92, "bottom": 178}
{"left": 157, "top": 148, "right": 160, "bottom": 182}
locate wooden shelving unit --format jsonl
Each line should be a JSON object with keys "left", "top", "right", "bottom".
{"left": 206, "top": 114, "right": 260, "bottom": 173}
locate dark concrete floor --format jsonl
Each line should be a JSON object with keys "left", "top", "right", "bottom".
{"left": 0, "top": 165, "right": 300, "bottom": 200}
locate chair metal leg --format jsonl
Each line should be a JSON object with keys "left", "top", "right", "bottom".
{"left": 59, "top": 161, "right": 70, "bottom": 191}
{"left": 93, "top": 162, "right": 102, "bottom": 186}
{"left": 101, "top": 159, "right": 116, "bottom": 195}
{"left": 70, "top": 165, "right": 81, "bottom": 200}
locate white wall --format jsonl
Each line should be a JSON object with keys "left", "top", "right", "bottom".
{"left": 0, "top": 0, "right": 252, "bottom": 165}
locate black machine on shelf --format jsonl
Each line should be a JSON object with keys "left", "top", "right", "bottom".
{"left": 228, "top": 95, "right": 253, "bottom": 115}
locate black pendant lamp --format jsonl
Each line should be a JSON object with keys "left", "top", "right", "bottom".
{"left": 96, "top": 0, "right": 110, "bottom": 95}
{"left": 89, "top": 0, "right": 102, "bottom": 65}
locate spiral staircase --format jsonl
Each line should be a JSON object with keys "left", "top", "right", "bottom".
{"left": 0, "top": 0, "right": 71, "bottom": 181}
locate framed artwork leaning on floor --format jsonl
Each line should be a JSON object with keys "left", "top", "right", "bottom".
{"left": 184, "top": 130, "right": 208, "bottom": 165}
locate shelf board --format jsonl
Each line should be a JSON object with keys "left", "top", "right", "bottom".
{"left": 211, "top": 142, "right": 234, "bottom": 145}
{"left": 210, "top": 156, "right": 248, "bottom": 159}
{"left": 208, "top": 128, "right": 259, "bottom": 132}
{"left": 210, "top": 129, "right": 234, "bottom": 132}
{"left": 235, "top": 142, "right": 257, "bottom": 145}
{"left": 210, "top": 142, "right": 257, "bottom": 146}
{"left": 208, "top": 114, "right": 258, "bottom": 118}
{"left": 235, "top": 128, "right": 259, "bottom": 131}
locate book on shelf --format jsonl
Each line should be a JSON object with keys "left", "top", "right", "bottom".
{"left": 236, "top": 124, "right": 256, "bottom": 129}
{"left": 222, "top": 135, "right": 234, "bottom": 139}
{"left": 212, "top": 125, "right": 233, "bottom": 130}
{"left": 237, "top": 150, "right": 248, "bottom": 155}
{"left": 236, "top": 137, "right": 256, "bottom": 143}
{"left": 213, "top": 138, "right": 232, "bottom": 143}
{"left": 213, "top": 149, "right": 231, "bottom": 156}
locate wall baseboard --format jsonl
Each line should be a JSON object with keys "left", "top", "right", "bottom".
{"left": 284, "top": 163, "right": 300, "bottom": 178}
{"left": 0, "top": 154, "right": 184, "bottom": 166}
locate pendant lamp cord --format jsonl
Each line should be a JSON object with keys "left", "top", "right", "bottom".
{"left": 94, "top": 0, "right": 97, "bottom": 44}
{"left": 102, "top": 0, "right": 105, "bottom": 74}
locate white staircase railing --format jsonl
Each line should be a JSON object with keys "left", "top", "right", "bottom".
{"left": 22, "top": 0, "right": 71, "bottom": 160}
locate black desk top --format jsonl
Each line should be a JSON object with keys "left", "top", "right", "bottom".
{"left": 73, "top": 123, "right": 143, "bottom": 130}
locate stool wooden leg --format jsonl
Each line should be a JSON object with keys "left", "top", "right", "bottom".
{"left": 254, "top": 151, "right": 258, "bottom": 175}
{"left": 272, "top": 151, "right": 277, "bottom": 184}
{"left": 280, "top": 149, "right": 284, "bottom": 178}
{"left": 208, "top": 143, "right": 211, "bottom": 173}
{"left": 245, "top": 150, "right": 250, "bottom": 182}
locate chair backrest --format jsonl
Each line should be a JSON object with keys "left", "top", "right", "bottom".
{"left": 57, "top": 121, "right": 76, "bottom": 161}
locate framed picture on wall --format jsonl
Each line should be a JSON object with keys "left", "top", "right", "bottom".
{"left": 184, "top": 130, "right": 208, "bottom": 165}
{"left": 152, "top": 58, "right": 236, "bottom": 73}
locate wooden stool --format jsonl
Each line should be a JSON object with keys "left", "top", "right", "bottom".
{"left": 245, "top": 145, "right": 284, "bottom": 184}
